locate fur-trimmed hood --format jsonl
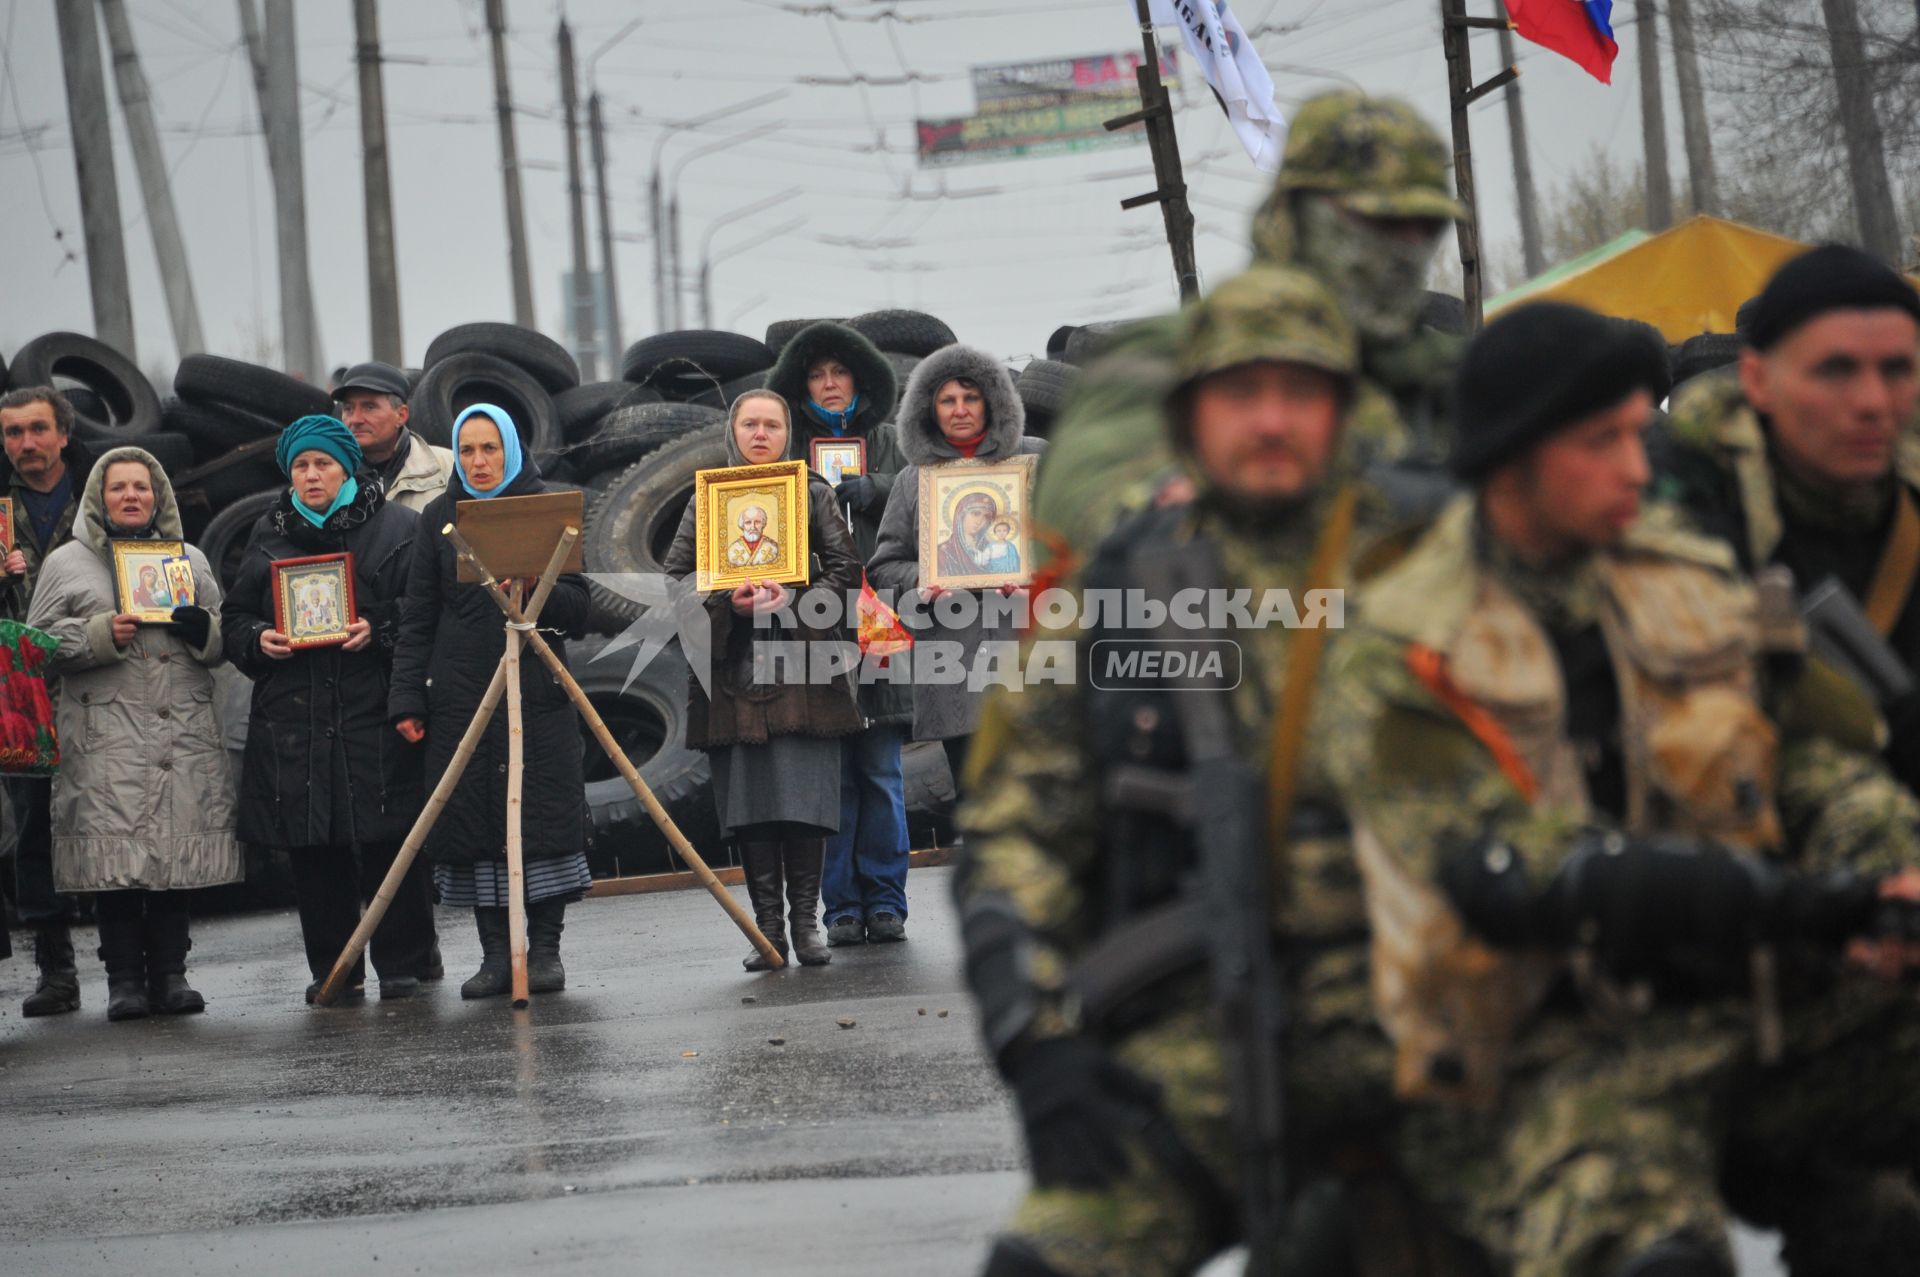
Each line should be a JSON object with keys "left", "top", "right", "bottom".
{"left": 764, "top": 321, "right": 898, "bottom": 440}
{"left": 895, "top": 344, "right": 1025, "bottom": 466}
{"left": 76, "top": 444, "right": 184, "bottom": 555}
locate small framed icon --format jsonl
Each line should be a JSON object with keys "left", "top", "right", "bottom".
{"left": 0, "top": 497, "right": 14, "bottom": 555}
{"left": 110, "top": 540, "right": 196, "bottom": 623}
{"left": 917, "top": 455, "right": 1037, "bottom": 591}
{"left": 809, "top": 437, "right": 867, "bottom": 487}
{"left": 272, "top": 553, "right": 358, "bottom": 649}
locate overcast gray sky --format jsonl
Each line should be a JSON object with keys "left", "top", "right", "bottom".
{"left": 0, "top": 0, "right": 1664, "bottom": 376}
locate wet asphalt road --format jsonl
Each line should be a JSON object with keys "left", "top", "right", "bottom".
{"left": 0, "top": 866, "right": 1785, "bottom": 1276}
{"left": 0, "top": 868, "right": 1025, "bottom": 1275}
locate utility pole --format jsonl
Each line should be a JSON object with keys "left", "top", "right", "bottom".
{"left": 1494, "top": 5, "right": 1544, "bottom": 277}
{"left": 1105, "top": 1, "right": 1198, "bottom": 301}
{"left": 1666, "top": 0, "right": 1719, "bottom": 215}
{"left": 1439, "top": 1, "right": 1518, "bottom": 327}
{"left": 1821, "top": 0, "right": 1903, "bottom": 262}
{"left": 589, "top": 90, "right": 623, "bottom": 360}
{"left": 484, "top": 0, "right": 535, "bottom": 328}
{"left": 263, "top": 0, "right": 320, "bottom": 379}
{"left": 53, "top": 0, "right": 135, "bottom": 358}
{"left": 237, "top": 0, "right": 321, "bottom": 359}
{"left": 557, "top": 19, "right": 598, "bottom": 378}
{"left": 650, "top": 171, "right": 667, "bottom": 335}
{"left": 353, "top": 0, "right": 402, "bottom": 364}
{"left": 1635, "top": 0, "right": 1674, "bottom": 230}
{"left": 669, "top": 190, "right": 686, "bottom": 329}
{"left": 98, "top": 0, "right": 204, "bottom": 356}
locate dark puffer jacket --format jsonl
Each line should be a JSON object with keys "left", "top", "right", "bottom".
{"left": 763, "top": 322, "right": 906, "bottom": 557}
{"left": 224, "top": 479, "right": 423, "bottom": 849}
{"left": 765, "top": 320, "right": 911, "bottom": 726}
{"left": 387, "top": 463, "right": 592, "bottom": 866}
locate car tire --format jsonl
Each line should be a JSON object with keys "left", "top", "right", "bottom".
{"left": 846, "top": 309, "right": 956, "bottom": 358}
{"left": 570, "top": 636, "right": 717, "bottom": 878}
{"left": 423, "top": 322, "right": 580, "bottom": 395}
{"left": 581, "top": 425, "right": 730, "bottom": 624}
{"left": 408, "top": 351, "right": 563, "bottom": 471}
{"left": 9, "top": 331, "right": 164, "bottom": 441}
{"left": 174, "top": 353, "right": 331, "bottom": 425}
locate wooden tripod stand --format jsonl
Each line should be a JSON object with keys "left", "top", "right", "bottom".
{"left": 313, "top": 522, "right": 785, "bottom": 1007}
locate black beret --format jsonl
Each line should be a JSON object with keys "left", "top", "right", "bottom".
{"left": 1449, "top": 302, "right": 1670, "bottom": 483}
{"left": 1745, "top": 244, "right": 1920, "bottom": 351}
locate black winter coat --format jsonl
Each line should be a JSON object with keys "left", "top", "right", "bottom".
{"left": 223, "top": 482, "right": 424, "bottom": 848}
{"left": 387, "top": 467, "right": 591, "bottom": 866}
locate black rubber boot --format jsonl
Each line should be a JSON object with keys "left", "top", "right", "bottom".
{"left": 526, "top": 899, "right": 567, "bottom": 993}
{"left": 144, "top": 905, "right": 206, "bottom": 1015}
{"left": 784, "top": 839, "right": 831, "bottom": 967}
{"left": 98, "top": 912, "right": 150, "bottom": 1022}
{"left": 741, "top": 841, "right": 789, "bottom": 972}
{"left": 21, "top": 921, "right": 80, "bottom": 1016}
{"left": 461, "top": 907, "right": 512, "bottom": 999}
{"left": 418, "top": 941, "right": 446, "bottom": 981}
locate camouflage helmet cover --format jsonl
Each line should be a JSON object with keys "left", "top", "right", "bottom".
{"left": 1174, "top": 265, "right": 1359, "bottom": 389}
{"left": 1274, "top": 90, "right": 1466, "bottom": 221}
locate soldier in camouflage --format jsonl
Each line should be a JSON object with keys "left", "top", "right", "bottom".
{"left": 1032, "top": 91, "right": 1466, "bottom": 578}
{"left": 1658, "top": 245, "right": 1920, "bottom": 784}
{"left": 1328, "top": 299, "right": 1920, "bottom": 1277}
{"left": 954, "top": 267, "right": 1483, "bottom": 1277}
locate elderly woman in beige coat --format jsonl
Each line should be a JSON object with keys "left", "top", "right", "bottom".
{"left": 26, "top": 446, "right": 240, "bottom": 1022}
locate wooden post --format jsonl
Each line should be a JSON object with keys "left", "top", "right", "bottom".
{"left": 1634, "top": 0, "right": 1674, "bottom": 231}
{"left": 484, "top": 0, "right": 537, "bottom": 328}
{"left": 504, "top": 577, "right": 530, "bottom": 1007}
{"left": 53, "top": 0, "right": 136, "bottom": 358}
{"left": 312, "top": 532, "right": 578, "bottom": 1005}
{"left": 353, "top": 0, "right": 403, "bottom": 364}
{"left": 1493, "top": 5, "right": 1545, "bottom": 278}
{"left": 1105, "top": 1, "right": 1199, "bottom": 302}
{"left": 443, "top": 527, "right": 787, "bottom": 970}
{"left": 1666, "top": 0, "right": 1719, "bottom": 215}
{"left": 1439, "top": 1, "right": 1515, "bottom": 329}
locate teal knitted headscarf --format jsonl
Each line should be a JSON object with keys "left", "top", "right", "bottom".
{"left": 277, "top": 414, "right": 363, "bottom": 528}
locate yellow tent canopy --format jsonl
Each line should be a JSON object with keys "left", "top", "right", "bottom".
{"left": 1487, "top": 215, "right": 1812, "bottom": 343}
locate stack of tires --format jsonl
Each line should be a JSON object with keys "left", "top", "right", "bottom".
{"left": 2, "top": 329, "right": 193, "bottom": 498}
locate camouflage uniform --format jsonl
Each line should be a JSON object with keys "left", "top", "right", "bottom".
{"left": 1326, "top": 494, "right": 1920, "bottom": 1277}
{"left": 956, "top": 270, "right": 1473, "bottom": 1277}
{"left": 1658, "top": 368, "right": 1920, "bottom": 673}
{"left": 1031, "top": 92, "right": 1466, "bottom": 584}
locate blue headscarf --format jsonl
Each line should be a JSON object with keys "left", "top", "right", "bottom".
{"left": 453, "top": 403, "right": 524, "bottom": 498}
{"left": 802, "top": 394, "right": 862, "bottom": 437}
{"left": 277, "top": 414, "right": 364, "bottom": 529}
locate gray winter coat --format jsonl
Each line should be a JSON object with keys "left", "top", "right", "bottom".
{"left": 26, "top": 446, "right": 241, "bottom": 892}
{"left": 868, "top": 346, "right": 1048, "bottom": 742}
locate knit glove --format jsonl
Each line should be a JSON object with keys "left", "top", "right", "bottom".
{"left": 168, "top": 605, "right": 213, "bottom": 651}
{"left": 835, "top": 474, "right": 879, "bottom": 513}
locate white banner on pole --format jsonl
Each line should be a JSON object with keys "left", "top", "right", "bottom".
{"left": 1140, "top": 1, "right": 1287, "bottom": 173}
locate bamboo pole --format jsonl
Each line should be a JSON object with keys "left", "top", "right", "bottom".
{"left": 312, "top": 531, "right": 578, "bottom": 1005}
{"left": 504, "top": 576, "right": 530, "bottom": 1007}
{"left": 444, "top": 525, "right": 786, "bottom": 970}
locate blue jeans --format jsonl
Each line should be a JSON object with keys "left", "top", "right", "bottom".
{"left": 822, "top": 725, "right": 909, "bottom": 922}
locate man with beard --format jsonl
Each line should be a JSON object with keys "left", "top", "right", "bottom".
{"left": 953, "top": 268, "right": 1483, "bottom": 1276}
{"left": 0, "top": 386, "right": 94, "bottom": 1014}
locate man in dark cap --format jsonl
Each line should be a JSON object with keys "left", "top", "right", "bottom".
{"left": 1329, "top": 298, "right": 1920, "bottom": 1276}
{"left": 1661, "top": 244, "right": 1920, "bottom": 785}
{"left": 331, "top": 362, "right": 455, "bottom": 515}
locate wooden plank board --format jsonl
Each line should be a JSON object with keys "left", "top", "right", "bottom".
{"left": 585, "top": 847, "right": 954, "bottom": 899}
{"left": 453, "top": 490, "right": 585, "bottom": 582}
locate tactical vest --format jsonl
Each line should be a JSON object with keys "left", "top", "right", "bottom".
{"left": 1438, "top": 553, "right": 1784, "bottom": 851}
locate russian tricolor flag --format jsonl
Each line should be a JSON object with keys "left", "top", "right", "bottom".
{"left": 1506, "top": 0, "right": 1619, "bottom": 84}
